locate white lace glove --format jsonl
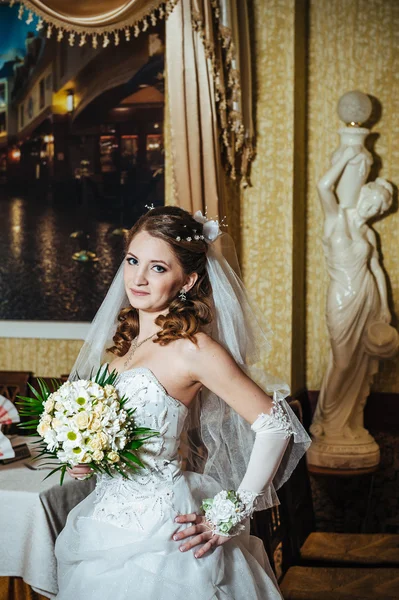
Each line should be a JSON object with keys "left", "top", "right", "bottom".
{"left": 201, "top": 397, "right": 293, "bottom": 537}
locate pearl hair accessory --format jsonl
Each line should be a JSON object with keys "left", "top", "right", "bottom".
{"left": 175, "top": 209, "right": 228, "bottom": 244}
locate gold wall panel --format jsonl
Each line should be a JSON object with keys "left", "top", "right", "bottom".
{"left": 307, "top": 0, "right": 399, "bottom": 392}
{"left": 0, "top": 338, "right": 83, "bottom": 377}
{"left": 242, "top": 0, "right": 297, "bottom": 388}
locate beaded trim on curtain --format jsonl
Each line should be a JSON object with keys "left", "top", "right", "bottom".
{"left": 9, "top": 0, "right": 178, "bottom": 48}
{"left": 191, "top": 0, "right": 254, "bottom": 187}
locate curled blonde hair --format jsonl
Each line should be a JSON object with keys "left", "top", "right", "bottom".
{"left": 107, "top": 206, "right": 213, "bottom": 357}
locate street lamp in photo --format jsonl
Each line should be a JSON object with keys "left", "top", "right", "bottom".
{"left": 66, "top": 89, "right": 75, "bottom": 113}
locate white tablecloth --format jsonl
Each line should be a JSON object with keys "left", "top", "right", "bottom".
{"left": 0, "top": 436, "right": 95, "bottom": 599}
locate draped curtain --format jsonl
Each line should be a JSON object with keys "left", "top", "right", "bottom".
{"left": 166, "top": 0, "right": 253, "bottom": 218}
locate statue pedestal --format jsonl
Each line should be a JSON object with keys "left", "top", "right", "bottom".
{"left": 307, "top": 437, "right": 380, "bottom": 470}
{"left": 307, "top": 461, "right": 379, "bottom": 533}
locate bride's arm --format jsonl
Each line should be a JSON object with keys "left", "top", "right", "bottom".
{"left": 186, "top": 333, "right": 275, "bottom": 421}
{"left": 173, "top": 334, "right": 292, "bottom": 556}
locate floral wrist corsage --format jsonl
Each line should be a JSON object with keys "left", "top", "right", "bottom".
{"left": 201, "top": 489, "right": 259, "bottom": 537}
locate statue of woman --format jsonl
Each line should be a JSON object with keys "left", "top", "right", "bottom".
{"left": 309, "top": 146, "right": 393, "bottom": 459}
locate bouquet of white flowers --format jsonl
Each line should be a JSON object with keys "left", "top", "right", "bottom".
{"left": 17, "top": 366, "right": 158, "bottom": 484}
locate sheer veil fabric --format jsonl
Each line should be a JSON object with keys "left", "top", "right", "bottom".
{"left": 71, "top": 231, "right": 311, "bottom": 512}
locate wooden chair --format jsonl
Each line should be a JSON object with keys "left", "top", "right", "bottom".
{"left": 0, "top": 371, "right": 31, "bottom": 403}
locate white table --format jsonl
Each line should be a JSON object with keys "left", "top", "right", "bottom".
{"left": 0, "top": 436, "right": 94, "bottom": 599}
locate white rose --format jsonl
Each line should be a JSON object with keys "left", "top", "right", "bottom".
{"left": 92, "top": 449, "right": 104, "bottom": 462}
{"left": 38, "top": 421, "right": 51, "bottom": 436}
{"left": 44, "top": 399, "right": 55, "bottom": 413}
{"left": 93, "top": 401, "right": 105, "bottom": 415}
{"left": 51, "top": 417, "right": 63, "bottom": 429}
{"left": 97, "top": 431, "right": 109, "bottom": 448}
{"left": 74, "top": 412, "right": 90, "bottom": 430}
{"left": 210, "top": 496, "right": 236, "bottom": 523}
{"left": 88, "top": 416, "right": 102, "bottom": 431}
{"left": 41, "top": 414, "right": 52, "bottom": 425}
{"left": 80, "top": 452, "right": 92, "bottom": 464}
{"left": 88, "top": 436, "right": 102, "bottom": 451}
{"left": 107, "top": 451, "right": 120, "bottom": 463}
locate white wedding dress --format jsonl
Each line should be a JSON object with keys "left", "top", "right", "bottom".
{"left": 55, "top": 367, "right": 283, "bottom": 599}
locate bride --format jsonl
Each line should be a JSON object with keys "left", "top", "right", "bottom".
{"left": 55, "top": 206, "right": 310, "bottom": 599}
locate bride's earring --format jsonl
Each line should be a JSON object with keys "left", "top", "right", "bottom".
{"left": 178, "top": 288, "right": 187, "bottom": 301}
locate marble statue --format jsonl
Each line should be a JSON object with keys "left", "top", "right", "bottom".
{"left": 307, "top": 144, "right": 398, "bottom": 469}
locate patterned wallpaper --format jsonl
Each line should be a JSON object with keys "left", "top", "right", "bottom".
{"left": 306, "top": 0, "right": 399, "bottom": 393}
{"left": 0, "top": 338, "right": 82, "bottom": 378}
{"left": 241, "top": 0, "right": 296, "bottom": 389}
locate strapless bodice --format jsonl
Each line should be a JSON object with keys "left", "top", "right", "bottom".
{"left": 92, "top": 368, "right": 189, "bottom": 530}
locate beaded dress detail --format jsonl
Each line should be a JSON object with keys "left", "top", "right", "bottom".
{"left": 92, "top": 368, "right": 187, "bottom": 531}
{"left": 55, "top": 369, "right": 283, "bottom": 600}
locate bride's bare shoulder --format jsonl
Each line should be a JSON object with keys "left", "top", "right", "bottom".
{"left": 177, "top": 332, "right": 223, "bottom": 356}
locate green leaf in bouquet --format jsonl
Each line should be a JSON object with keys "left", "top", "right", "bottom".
{"left": 50, "top": 378, "right": 62, "bottom": 391}
{"left": 114, "top": 464, "right": 129, "bottom": 479}
{"left": 37, "top": 377, "right": 51, "bottom": 401}
{"left": 101, "top": 463, "right": 113, "bottom": 477}
{"left": 18, "top": 423, "right": 40, "bottom": 431}
{"left": 60, "top": 465, "right": 67, "bottom": 486}
{"left": 26, "top": 383, "right": 44, "bottom": 402}
{"left": 126, "top": 439, "right": 148, "bottom": 450}
{"left": 133, "top": 426, "right": 159, "bottom": 435}
{"left": 120, "top": 396, "right": 134, "bottom": 409}
{"left": 16, "top": 393, "right": 43, "bottom": 414}
{"left": 120, "top": 450, "right": 145, "bottom": 469}
{"left": 87, "top": 462, "right": 101, "bottom": 474}
{"left": 91, "top": 364, "right": 119, "bottom": 388}
{"left": 42, "top": 464, "right": 67, "bottom": 482}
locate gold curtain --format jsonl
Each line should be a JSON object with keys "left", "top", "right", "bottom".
{"left": 11, "top": 0, "right": 176, "bottom": 46}
{"left": 165, "top": 0, "right": 253, "bottom": 219}
{"left": 165, "top": 0, "right": 222, "bottom": 217}
{"left": 192, "top": 0, "right": 254, "bottom": 185}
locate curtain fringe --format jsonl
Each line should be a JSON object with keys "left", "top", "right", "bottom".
{"left": 10, "top": 0, "right": 177, "bottom": 48}
{"left": 191, "top": 5, "right": 254, "bottom": 186}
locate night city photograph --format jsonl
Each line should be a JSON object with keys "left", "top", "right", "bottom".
{"left": 0, "top": 2, "right": 165, "bottom": 322}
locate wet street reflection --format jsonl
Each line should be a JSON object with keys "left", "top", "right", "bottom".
{"left": 0, "top": 189, "right": 131, "bottom": 321}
